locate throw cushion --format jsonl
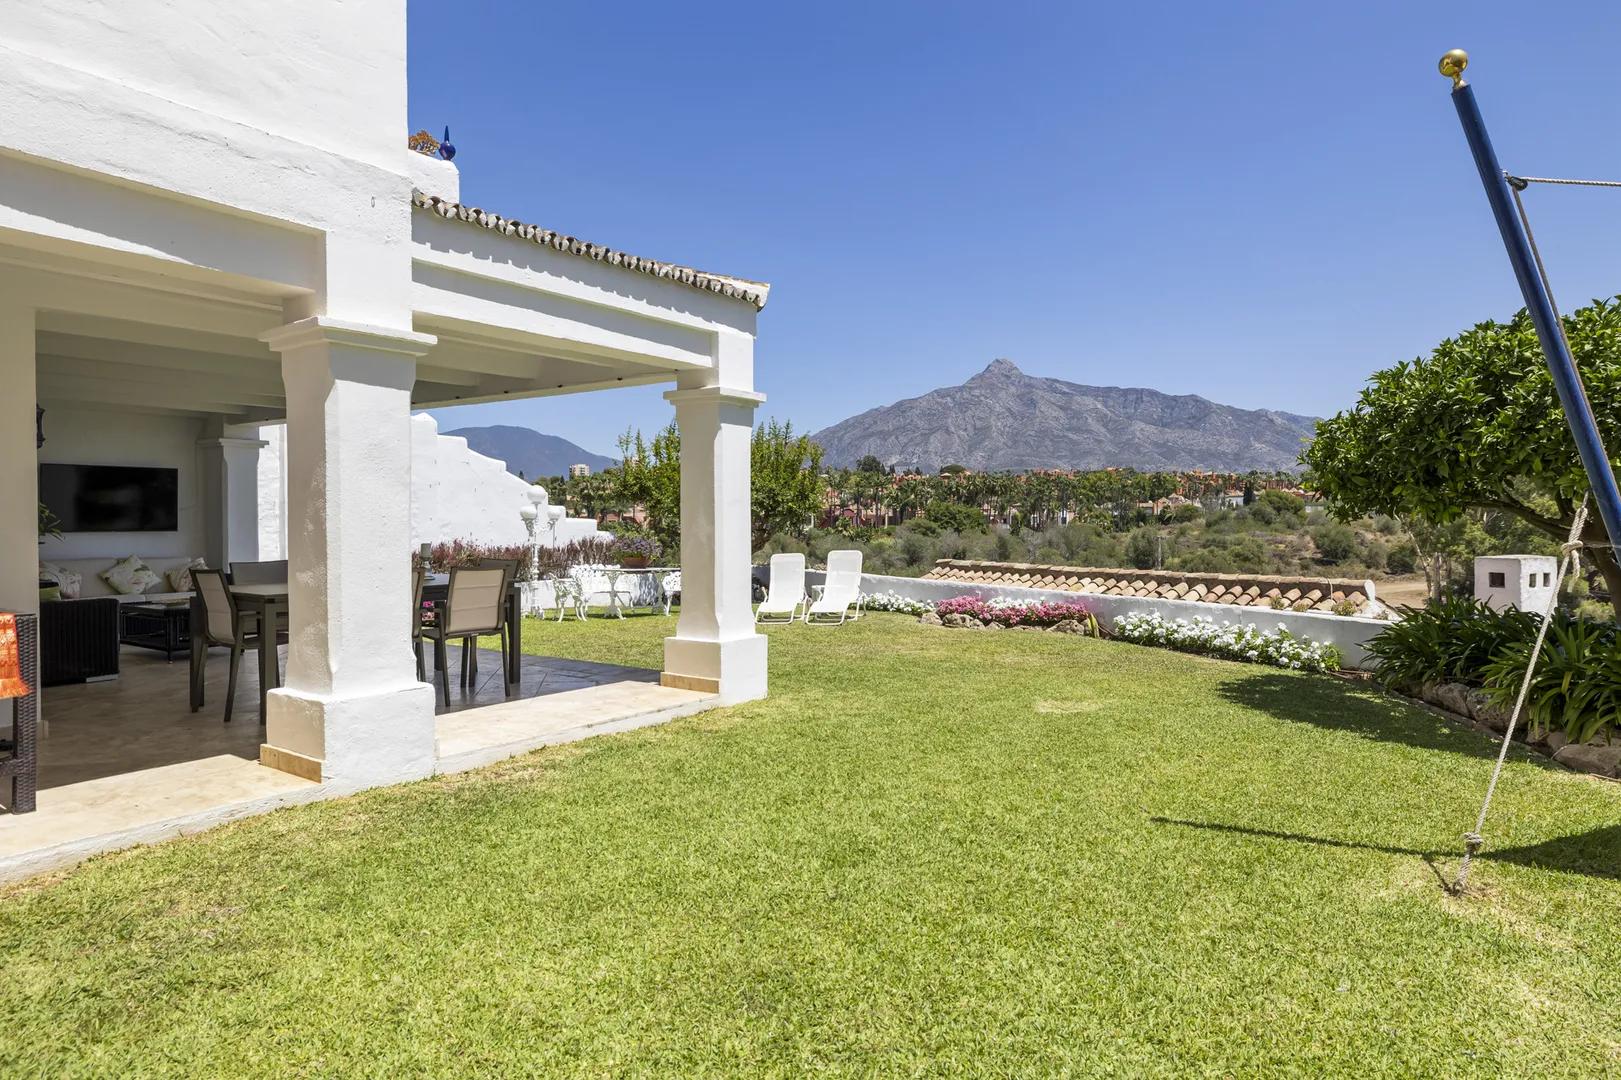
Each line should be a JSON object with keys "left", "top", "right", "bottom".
{"left": 39, "top": 561, "right": 82, "bottom": 600}
{"left": 39, "top": 584, "right": 61, "bottom": 602}
{"left": 166, "top": 557, "right": 207, "bottom": 593}
{"left": 101, "top": 556, "right": 163, "bottom": 596}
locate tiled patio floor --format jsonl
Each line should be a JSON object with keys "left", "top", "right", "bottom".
{"left": 0, "top": 642, "right": 716, "bottom": 882}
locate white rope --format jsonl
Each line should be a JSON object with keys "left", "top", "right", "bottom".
{"left": 1454, "top": 496, "right": 1589, "bottom": 894}
{"left": 1506, "top": 174, "right": 1621, "bottom": 189}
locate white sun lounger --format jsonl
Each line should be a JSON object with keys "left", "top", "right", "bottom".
{"left": 806, "top": 549, "right": 864, "bottom": 624}
{"left": 756, "top": 553, "right": 807, "bottom": 624}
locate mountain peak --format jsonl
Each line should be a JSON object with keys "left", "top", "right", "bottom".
{"left": 970, "top": 358, "right": 1023, "bottom": 382}
{"left": 809, "top": 362, "right": 1320, "bottom": 473}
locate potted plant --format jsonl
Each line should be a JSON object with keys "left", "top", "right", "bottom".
{"left": 39, "top": 502, "right": 62, "bottom": 544}
{"left": 612, "top": 535, "right": 662, "bottom": 569}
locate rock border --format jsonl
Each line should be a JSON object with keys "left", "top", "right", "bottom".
{"left": 1401, "top": 680, "right": 1620, "bottom": 780}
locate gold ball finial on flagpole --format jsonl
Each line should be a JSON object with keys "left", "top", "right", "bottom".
{"left": 1439, "top": 49, "right": 1469, "bottom": 88}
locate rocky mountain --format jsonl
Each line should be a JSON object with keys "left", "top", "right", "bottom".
{"left": 443, "top": 425, "right": 616, "bottom": 479}
{"left": 810, "top": 359, "right": 1319, "bottom": 473}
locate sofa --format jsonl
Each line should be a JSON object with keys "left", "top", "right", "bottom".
{"left": 38, "top": 556, "right": 202, "bottom": 685}
{"left": 41, "top": 557, "right": 202, "bottom": 606}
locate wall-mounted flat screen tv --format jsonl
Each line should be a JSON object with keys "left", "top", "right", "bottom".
{"left": 39, "top": 464, "right": 180, "bottom": 533}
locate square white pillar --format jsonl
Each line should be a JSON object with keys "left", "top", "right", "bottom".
{"left": 197, "top": 426, "right": 270, "bottom": 568}
{"left": 0, "top": 302, "right": 37, "bottom": 614}
{"left": 260, "top": 317, "right": 436, "bottom": 788}
{"left": 662, "top": 383, "right": 767, "bottom": 704}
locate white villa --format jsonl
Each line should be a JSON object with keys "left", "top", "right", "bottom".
{"left": 1, "top": 0, "right": 768, "bottom": 872}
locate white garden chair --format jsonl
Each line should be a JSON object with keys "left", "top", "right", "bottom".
{"left": 661, "top": 570, "right": 681, "bottom": 615}
{"left": 548, "top": 575, "right": 583, "bottom": 622}
{"left": 569, "top": 564, "right": 632, "bottom": 619}
{"left": 755, "top": 553, "right": 807, "bottom": 624}
{"left": 806, "top": 549, "right": 865, "bottom": 625}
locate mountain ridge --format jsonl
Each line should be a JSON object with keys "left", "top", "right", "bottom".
{"left": 443, "top": 424, "right": 616, "bottom": 479}
{"left": 810, "top": 359, "right": 1319, "bottom": 473}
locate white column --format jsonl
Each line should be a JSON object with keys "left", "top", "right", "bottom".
{"left": 0, "top": 302, "right": 37, "bottom": 614}
{"left": 256, "top": 424, "right": 289, "bottom": 560}
{"left": 662, "top": 377, "right": 767, "bottom": 704}
{"left": 260, "top": 316, "right": 436, "bottom": 788}
{"left": 197, "top": 427, "right": 270, "bottom": 568}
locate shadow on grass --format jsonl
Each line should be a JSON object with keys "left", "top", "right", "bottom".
{"left": 1216, "top": 671, "right": 1506, "bottom": 760}
{"left": 1152, "top": 817, "right": 1621, "bottom": 883}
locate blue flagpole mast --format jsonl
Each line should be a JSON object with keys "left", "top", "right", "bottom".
{"left": 1440, "top": 49, "right": 1621, "bottom": 555}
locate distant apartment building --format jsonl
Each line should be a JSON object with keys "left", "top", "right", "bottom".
{"left": 568, "top": 463, "right": 591, "bottom": 478}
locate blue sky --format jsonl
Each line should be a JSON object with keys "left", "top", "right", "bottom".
{"left": 411, "top": 1, "right": 1621, "bottom": 460}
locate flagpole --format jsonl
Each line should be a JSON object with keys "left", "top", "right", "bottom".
{"left": 1441, "top": 49, "right": 1621, "bottom": 555}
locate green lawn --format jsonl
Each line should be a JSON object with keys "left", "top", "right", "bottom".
{"left": 4, "top": 614, "right": 1620, "bottom": 1075}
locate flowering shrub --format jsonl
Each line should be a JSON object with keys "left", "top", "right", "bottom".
{"left": 935, "top": 595, "right": 1096, "bottom": 629}
{"left": 534, "top": 537, "right": 618, "bottom": 578}
{"left": 612, "top": 535, "right": 664, "bottom": 563}
{"left": 1113, "top": 611, "right": 1341, "bottom": 673}
{"left": 423, "top": 540, "right": 533, "bottom": 580}
{"left": 861, "top": 590, "right": 933, "bottom": 615}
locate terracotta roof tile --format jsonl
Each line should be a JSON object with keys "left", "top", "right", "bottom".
{"left": 412, "top": 191, "right": 769, "bottom": 309}
{"left": 921, "top": 560, "right": 1378, "bottom": 615}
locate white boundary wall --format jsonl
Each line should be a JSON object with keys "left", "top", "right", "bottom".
{"left": 799, "top": 569, "right": 1392, "bottom": 670}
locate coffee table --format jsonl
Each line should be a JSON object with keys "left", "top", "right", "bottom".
{"left": 119, "top": 599, "right": 192, "bottom": 662}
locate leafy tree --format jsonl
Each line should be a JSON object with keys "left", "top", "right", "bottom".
{"left": 1125, "top": 526, "right": 1159, "bottom": 570}
{"left": 752, "top": 421, "right": 825, "bottom": 550}
{"left": 1305, "top": 298, "right": 1621, "bottom": 615}
{"left": 1256, "top": 489, "right": 1305, "bottom": 522}
{"left": 1387, "top": 539, "right": 1420, "bottom": 575}
{"left": 938, "top": 464, "right": 968, "bottom": 476}
{"left": 855, "top": 454, "right": 885, "bottom": 476}
{"left": 923, "top": 499, "right": 986, "bottom": 534}
{"left": 615, "top": 424, "right": 682, "bottom": 548}
{"left": 1310, "top": 522, "right": 1359, "bottom": 564}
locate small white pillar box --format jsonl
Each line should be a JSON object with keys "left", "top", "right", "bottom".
{"left": 1475, "top": 554, "right": 1559, "bottom": 613}
{"left": 260, "top": 317, "right": 437, "bottom": 789}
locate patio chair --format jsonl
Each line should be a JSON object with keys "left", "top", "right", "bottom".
{"left": 190, "top": 567, "right": 287, "bottom": 723}
{"left": 419, "top": 567, "right": 507, "bottom": 707}
{"left": 467, "top": 558, "right": 519, "bottom": 683}
{"left": 547, "top": 573, "right": 582, "bottom": 622}
{"left": 806, "top": 549, "right": 864, "bottom": 625}
{"left": 411, "top": 565, "right": 428, "bottom": 682}
{"left": 661, "top": 570, "right": 681, "bottom": 615}
{"left": 229, "top": 559, "right": 288, "bottom": 585}
{"left": 756, "top": 553, "right": 807, "bottom": 624}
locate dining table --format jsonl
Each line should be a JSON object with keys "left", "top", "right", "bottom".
{"left": 188, "top": 575, "right": 524, "bottom": 720}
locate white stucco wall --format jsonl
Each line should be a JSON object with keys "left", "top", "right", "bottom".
{"left": 256, "top": 424, "right": 288, "bottom": 560}
{"left": 256, "top": 413, "right": 607, "bottom": 553}
{"left": 9, "top": 1, "right": 406, "bottom": 169}
{"left": 803, "top": 569, "right": 1392, "bottom": 670}
{"left": 36, "top": 407, "right": 206, "bottom": 564}
{"left": 409, "top": 414, "right": 535, "bottom": 547}
{"left": 2, "top": 0, "right": 416, "bottom": 326}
